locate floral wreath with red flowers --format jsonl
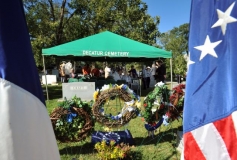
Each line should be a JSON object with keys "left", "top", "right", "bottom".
{"left": 142, "top": 82, "right": 185, "bottom": 131}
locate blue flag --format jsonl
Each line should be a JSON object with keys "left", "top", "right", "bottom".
{"left": 183, "top": 0, "right": 237, "bottom": 159}
{"left": 0, "top": 0, "right": 60, "bottom": 159}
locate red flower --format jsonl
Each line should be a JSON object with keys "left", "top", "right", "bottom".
{"left": 141, "top": 117, "right": 145, "bottom": 121}
{"left": 152, "top": 122, "right": 156, "bottom": 127}
{"left": 148, "top": 122, "right": 156, "bottom": 127}
{"left": 160, "top": 104, "right": 164, "bottom": 109}
{"left": 143, "top": 103, "right": 147, "bottom": 107}
{"left": 166, "top": 112, "right": 171, "bottom": 118}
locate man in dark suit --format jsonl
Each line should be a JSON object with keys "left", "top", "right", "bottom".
{"left": 129, "top": 65, "right": 138, "bottom": 78}
{"left": 155, "top": 60, "right": 166, "bottom": 83}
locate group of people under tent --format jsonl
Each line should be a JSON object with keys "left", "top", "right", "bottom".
{"left": 58, "top": 60, "right": 166, "bottom": 89}
{"left": 142, "top": 60, "right": 166, "bottom": 90}
{"left": 58, "top": 61, "right": 101, "bottom": 82}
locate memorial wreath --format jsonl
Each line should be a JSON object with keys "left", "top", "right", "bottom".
{"left": 142, "top": 82, "right": 185, "bottom": 131}
{"left": 50, "top": 96, "right": 94, "bottom": 142}
{"left": 92, "top": 84, "right": 141, "bottom": 128}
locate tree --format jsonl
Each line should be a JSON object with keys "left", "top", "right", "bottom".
{"left": 23, "top": 0, "right": 160, "bottom": 67}
{"left": 158, "top": 23, "right": 189, "bottom": 78}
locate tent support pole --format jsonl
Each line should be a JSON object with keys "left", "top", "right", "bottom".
{"left": 43, "top": 55, "right": 49, "bottom": 102}
{"left": 170, "top": 58, "right": 173, "bottom": 89}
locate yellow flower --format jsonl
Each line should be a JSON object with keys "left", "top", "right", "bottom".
{"left": 101, "top": 140, "right": 106, "bottom": 147}
{"left": 110, "top": 154, "right": 116, "bottom": 159}
{"left": 118, "top": 151, "right": 125, "bottom": 158}
{"left": 95, "top": 143, "right": 99, "bottom": 148}
{"left": 93, "top": 91, "right": 99, "bottom": 101}
{"left": 135, "top": 101, "right": 141, "bottom": 109}
{"left": 110, "top": 140, "right": 116, "bottom": 146}
{"left": 118, "top": 84, "right": 123, "bottom": 89}
{"left": 103, "top": 126, "right": 113, "bottom": 132}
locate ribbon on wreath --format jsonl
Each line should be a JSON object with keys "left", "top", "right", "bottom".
{"left": 144, "top": 117, "right": 164, "bottom": 131}
{"left": 66, "top": 109, "right": 77, "bottom": 123}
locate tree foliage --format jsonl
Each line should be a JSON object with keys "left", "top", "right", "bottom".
{"left": 23, "top": 0, "right": 160, "bottom": 68}
{"left": 158, "top": 23, "right": 189, "bottom": 77}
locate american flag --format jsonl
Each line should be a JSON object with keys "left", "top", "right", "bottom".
{"left": 183, "top": 0, "right": 237, "bottom": 159}
{"left": 0, "top": 0, "right": 60, "bottom": 159}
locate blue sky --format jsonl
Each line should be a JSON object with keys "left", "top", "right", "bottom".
{"left": 143, "top": 0, "right": 191, "bottom": 33}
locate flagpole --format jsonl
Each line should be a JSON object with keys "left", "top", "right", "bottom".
{"left": 43, "top": 55, "right": 49, "bottom": 101}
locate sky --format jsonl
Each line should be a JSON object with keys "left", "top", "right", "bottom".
{"left": 143, "top": 0, "right": 191, "bottom": 33}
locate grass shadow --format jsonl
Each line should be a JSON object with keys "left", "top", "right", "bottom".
{"left": 58, "top": 141, "right": 143, "bottom": 160}
{"left": 140, "top": 87, "right": 154, "bottom": 97}
{"left": 133, "top": 126, "right": 178, "bottom": 146}
{"left": 124, "top": 150, "right": 143, "bottom": 160}
{"left": 59, "top": 141, "right": 95, "bottom": 155}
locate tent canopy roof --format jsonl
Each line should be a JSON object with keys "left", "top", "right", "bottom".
{"left": 42, "top": 31, "right": 171, "bottom": 61}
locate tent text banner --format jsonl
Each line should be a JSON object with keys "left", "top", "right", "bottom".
{"left": 83, "top": 50, "right": 129, "bottom": 57}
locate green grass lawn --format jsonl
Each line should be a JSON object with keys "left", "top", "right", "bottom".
{"left": 43, "top": 83, "right": 182, "bottom": 160}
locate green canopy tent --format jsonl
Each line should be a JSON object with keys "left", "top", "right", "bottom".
{"left": 42, "top": 31, "right": 171, "bottom": 61}
{"left": 41, "top": 31, "right": 173, "bottom": 100}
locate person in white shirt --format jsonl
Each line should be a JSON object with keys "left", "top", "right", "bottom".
{"left": 104, "top": 64, "right": 111, "bottom": 78}
{"left": 123, "top": 71, "right": 132, "bottom": 87}
{"left": 64, "top": 61, "right": 72, "bottom": 76}
{"left": 146, "top": 66, "right": 151, "bottom": 88}
{"left": 113, "top": 68, "right": 124, "bottom": 82}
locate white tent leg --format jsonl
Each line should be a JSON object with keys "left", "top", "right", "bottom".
{"left": 170, "top": 58, "right": 173, "bottom": 89}
{"left": 43, "top": 55, "right": 49, "bottom": 101}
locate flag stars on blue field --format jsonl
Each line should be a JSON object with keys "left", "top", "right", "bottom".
{"left": 194, "top": 35, "right": 222, "bottom": 61}
{"left": 211, "top": 2, "right": 237, "bottom": 35}
{"left": 193, "top": 2, "right": 237, "bottom": 61}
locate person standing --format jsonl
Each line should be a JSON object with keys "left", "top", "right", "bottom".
{"left": 146, "top": 66, "right": 151, "bottom": 88}
{"left": 69, "top": 68, "right": 76, "bottom": 78}
{"left": 64, "top": 61, "right": 72, "bottom": 76}
{"left": 129, "top": 65, "right": 138, "bottom": 78}
{"left": 142, "top": 65, "right": 147, "bottom": 90}
{"left": 125, "top": 71, "right": 132, "bottom": 87}
{"left": 151, "top": 64, "right": 156, "bottom": 79}
{"left": 150, "top": 63, "right": 157, "bottom": 86}
{"left": 104, "top": 64, "right": 111, "bottom": 78}
{"left": 59, "top": 61, "right": 66, "bottom": 82}
{"left": 113, "top": 68, "right": 124, "bottom": 81}
{"left": 91, "top": 65, "right": 100, "bottom": 77}
{"left": 82, "top": 64, "right": 91, "bottom": 76}
{"left": 156, "top": 60, "right": 166, "bottom": 83}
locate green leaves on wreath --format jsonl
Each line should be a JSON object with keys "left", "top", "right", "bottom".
{"left": 56, "top": 119, "right": 63, "bottom": 127}
{"left": 58, "top": 96, "right": 93, "bottom": 110}
{"left": 58, "top": 100, "right": 70, "bottom": 109}
{"left": 54, "top": 113, "right": 86, "bottom": 141}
